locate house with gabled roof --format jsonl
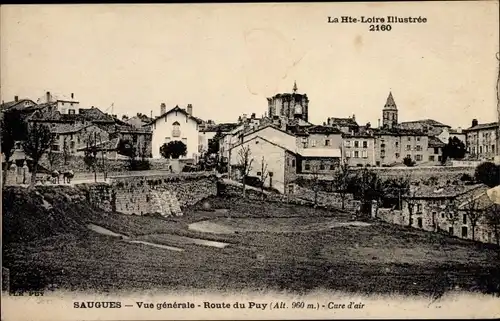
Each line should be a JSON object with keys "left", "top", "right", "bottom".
{"left": 148, "top": 103, "right": 204, "bottom": 160}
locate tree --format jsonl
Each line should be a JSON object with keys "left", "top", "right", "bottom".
{"left": 332, "top": 162, "right": 352, "bottom": 210}
{"left": 310, "top": 161, "right": 325, "bottom": 207}
{"left": 46, "top": 147, "right": 60, "bottom": 171}
{"left": 22, "top": 123, "right": 54, "bottom": 187}
{"left": 462, "top": 193, "right": 483, "bottom": 241}
{"left": 356, "top": 167, "right": 384, "bottom": 215}
{"left": 237, "top": 145, "right": 253, "bottom": 198}
{"left": 83, "top": 133, "right": 99, "bottom": 182}
{"left": 441, "top": 136, "right": 466, "bottom": 164}
{"left": 444, "top": 200, "right": 460, "bottom": 236}
{"left": 475, "top": 162, "right": 500, "bottom": 187}
{"left": 1, "top": 110, "right": 28, "bottom": 187}
{"left": 62, "top": 137, "right": 70, "bottom": 165}
{"left": 160, "top": 140, "right": 187, "bottom": 159}
{"left": 485, "top": 204, "right": 500, "bottom": 247}
{"left": 259, "top": 156, "right": 269, "bottom": 199}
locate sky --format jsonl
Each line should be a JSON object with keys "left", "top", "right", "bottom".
{"left": 1, "top": 2, "right": 499, "bottom": 129}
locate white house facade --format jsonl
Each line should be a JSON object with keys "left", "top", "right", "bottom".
{"left": 150, "top": 105, "right": 202, "bottom": 160}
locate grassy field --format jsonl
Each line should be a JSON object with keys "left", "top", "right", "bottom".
{"left": 3, "top": 190, "right": 500, "bottom": 297}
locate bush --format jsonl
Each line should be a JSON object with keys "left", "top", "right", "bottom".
{"left": 127, "top": 159, "right": 151, "bottom": 171}
{"left": 460, "top": 173, "right": 474, "bottom": 182}
{"left": 474, "top": 162, "right": 500, "bottom": 187}
{"left": 403, "top": 156, "right": 415, "bottom": 167}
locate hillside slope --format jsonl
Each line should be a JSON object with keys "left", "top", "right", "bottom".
{"left": 2, "top": 185, "right": 105, "bottom": 244}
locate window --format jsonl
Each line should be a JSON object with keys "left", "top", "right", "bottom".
{"left": 70, "top": 141, "right": 75, "bottom": 149}
{"left": 417, "top": 137, "right": 421, "bottom": 142}
{"left": 463, "top": 214, "right": 467, "bottom": 225}
{"left": 415, "top": 155, "right": 422, "bottom": 161}
{"left": 345, "top": 151, "right": 351, "bottom": 158}
{"left": 288, "top": 184, "right": 294, "bottom": 194}
{"left": 479, "top": 146, "right": 483, "bottom": 154}
{"left": 416, "top": 145, "right": 422, "bottom": 151}
{"left": 380, "top": 143, "right": 385, "bottom": 148}
{"left": 406, "top": 154, "right": 411, "bottom": 159}
{"left": 434, "top": 147, "right": 439, "bottom": 154}
{"left": 407, "top": 137, "right": 411, "bottom": 141}
{"left": 311, "top": 139, "right": 316, "bottom": 147}
{"left": 354, "top": 141, "right": 359, "bottom": 148}
{"left": 461, "top": 226, "right": 468, "bottom": 238}
{"left": 417, "top": 218, "right": 423, "bottom": 228}
{"left": 363, "top": 141, "right": 368, "bottom": 148}
{"left": 257, "top": 172, "right": 262, "bottom": 176}
{"left": 449, "top": 227, "right": 454, "bottom": 235}
{"left": 406, "top": 145, "right": 411, "bottom": 151}
{"left": 492, "top": 145, "right": 495, "bottom": 153}
{"left": 354, "top": 151, "right": 359, "bottom": 158}
{"left": 416, "top": 204, "right": 422, "bottom": 213}
{"left": 305, "top": 162, "right": 310, "bottom": 170}
{"left": 291, "top": 159, "right": 296, "bottom": 167}
{"left": 329, "top": 164, "right": 335, "bottom": 170}
{"left": 320, "top": 163, "right": 325, "bottom": 170}
{"left": 381, "top": 150, "right": 385, "bottom": 158}
{"left": 395, "top": 142, "right": 399, "bottom": 147}
{"left": 325, "top": 139, "right": 330, "bottom": 146}
{"left": 68, "top": 109, "right": 75, "bottom": 115}
{"left": 172, "top": 121, "right": 181, "bottom": 137}
{"left": 441, "top": 212, "right": 444, "bottom": 218}
{"left": 429, "top": 155, "right": 435, "bottom": 161}
{"left": 486, "top": 146, "right": 489, "bottom": 153}
{"left": 395, "top": 153, "right": 400, "bottom": 158}
{"left": 345, "top": 140, "right": 351, "bottom": 147}
{"left": 133, "top": 135, "right": 138, "bottom": 143}
{"left": 362, "top": 151, "right": 368, "bottom": 158}
{"left": 51, "top": 144, "right": 60, "bottom": 151}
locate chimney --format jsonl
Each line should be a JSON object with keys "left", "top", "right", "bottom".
{"left": 251, "top": 113, "right": 256, "bottom": 119}
{"left": 160, "top": 103, "right": 166, "bottom": 115}
{"left": 378, "top": 119, "right": 381, "bottom": 128}
{"left": 187, "top": 104, "right": 193, "bottom": 116}
{"left": 472, "top": 119, "right": 478, "bottom": 127}
{"left": 46, "top": 91, "right": 51, "bottom": 103}
{"left": 352, "top": 114, "right": 356, "bottom": 121}
{"left": 14, "top": 96, "right": 18, "bottom": 102}
{"left": 71, "top": 93, "right": 74, "bottom": 99}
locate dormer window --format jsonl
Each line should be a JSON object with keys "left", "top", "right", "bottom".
{"left": 172, "top": 121, "right": 181, "bottom": 137}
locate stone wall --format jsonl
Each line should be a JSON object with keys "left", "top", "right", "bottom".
{"left": 75, "top": 172, "right": 217, "bottom": 217}
{"left": 290, "top": 184, "right": 359, "bottom": 211}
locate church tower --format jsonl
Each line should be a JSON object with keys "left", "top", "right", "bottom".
{"left": 267, "top": 81, "right": 309, "bottom": 122}
{"left": 382, "top": 92, "right": 398, "bottom": 129}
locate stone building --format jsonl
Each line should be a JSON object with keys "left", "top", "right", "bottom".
{"left": 326, "top": 116, "right": 359, "bottom": 134}
{"left": 427, "top": 136, "right": 445, "bottom": 163}
{"left": 373, "top": 128, "right": 429, "bottom": 166}
{"left": 464, "top": 119, "right": 498, "bottom": 161}
{"left": 267, "top": 81, "right": 309, "bottom": 123}
{"left": 342, "top": 126, "right": 376, "bottom": 167}
{"left": 396, "top": 184, "right": 498, "bottom": 244}
{"left": 399, "top": 119, "right": 451, "bottom": 137}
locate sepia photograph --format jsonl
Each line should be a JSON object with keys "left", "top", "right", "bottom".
{"left": 1, "top": 2, "right": 500, "bottom": 320}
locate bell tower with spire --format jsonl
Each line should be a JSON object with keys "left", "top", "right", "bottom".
{"left": 382, "top": 91, "right": 398, "bottom": 129}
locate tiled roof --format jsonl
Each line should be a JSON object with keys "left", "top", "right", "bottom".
{"left": 464, "top": 122, "right": 498, "bottom": 131}
{"left": 0, "top": 99, "right": 38, "bottom": 111}
{"left": 200, "top": 123, "right": 239, "bottom": 133}
{"left": 149, "top": 105, "right": 203, "bottom": 125}
{"left": 405, "top": 184, "right": 485, "bottom": 199}
{"left": 79, "top": 107, "right": 116, "bottom": 122}
{"left": 373, "top": 127, "right": 427, "bottom": 136}
{"left": 328, "top": 117, "right": 359, "bottom": 128}
{"left": 399, "top": 119, "right": 450, "bottom": 128}
{"left": 51, "top": 123, "right": 90, "bottom": 134}
{"left": 307, "top": 125, "right": 342, "bottom": 134}
{"left": 428, "top": 136, "right": 446, "bottom": 148}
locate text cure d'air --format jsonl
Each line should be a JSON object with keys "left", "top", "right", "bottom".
{"left": 328, "top": 16, "right": 428, "bottom": 24}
